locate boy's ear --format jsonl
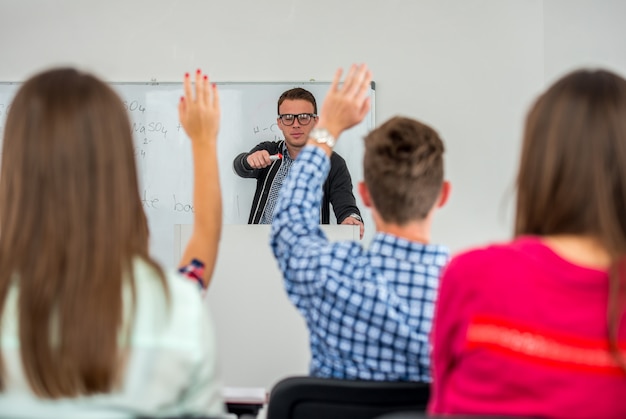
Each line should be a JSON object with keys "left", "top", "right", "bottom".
{"left": 358, "top": 181, "right": 372, "bottom": 208}
{"left": 437, "top": 181, "right": 451, "bottom": 208}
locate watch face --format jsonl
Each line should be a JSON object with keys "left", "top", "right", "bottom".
{"left": 312, "top": 128, "right": 335, "bottom": 147}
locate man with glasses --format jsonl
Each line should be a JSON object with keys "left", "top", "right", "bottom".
{"left": 233, "top": 87, "right": 364, "bottom": 237}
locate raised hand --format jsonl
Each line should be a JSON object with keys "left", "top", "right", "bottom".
{"left": 178, "top": 69, "right": 220, "bottom": 145}
{"left": 317, "top": 64, "right": 373, "bottom": 140}
{"left": 178, "top": 69, "right": 223, "bottom": 288}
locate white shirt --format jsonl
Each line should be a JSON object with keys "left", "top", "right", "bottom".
{"left": 0, "top": 258, "right": 226, "bottom": 418}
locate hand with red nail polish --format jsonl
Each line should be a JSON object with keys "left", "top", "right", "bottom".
{"left": 178, "top": 70, "right": 223, "bottom": 287}
{"left": 178, "top": 70, "right": 220, "bottom": 145}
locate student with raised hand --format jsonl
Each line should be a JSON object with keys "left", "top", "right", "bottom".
{"left": 270, "top": 64, "right": 450, "bottom": 381}
{"left": 0, "top": 68, "right": 225, "bottom": 417}
{"left": 429, "top": 69, "right": 626, "bottom": 418}
{"left": 179, "top": 69, "right": 223, "bottom": 288}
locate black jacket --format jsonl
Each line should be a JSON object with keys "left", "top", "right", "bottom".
{"left": 233, "top": 141, "right": 361, "bottom": 224}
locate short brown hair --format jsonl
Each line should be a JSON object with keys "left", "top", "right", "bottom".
{"left": 363, "top": 116, "right": 445, "bottom": 224}
{"left": 277, "top": 88, "right": 317, "bottom": 114}
{"left": 0, "top": 68, "right": 166, "bottom": 397}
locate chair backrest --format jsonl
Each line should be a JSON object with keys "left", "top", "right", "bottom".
{"left": 266, "top": 376, "right": 430, "bottom": 419}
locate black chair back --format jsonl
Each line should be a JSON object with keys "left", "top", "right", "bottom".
{"left": 266, "top": 376, "right": 430, "bottom": 419}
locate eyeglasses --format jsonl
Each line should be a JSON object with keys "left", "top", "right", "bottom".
{"left": 278, "top": 113, "right": 317, "bottom": 126}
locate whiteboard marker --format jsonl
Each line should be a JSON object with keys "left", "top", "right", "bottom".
{"left": 269, "top": 153, "right": 283, "bottom": 161}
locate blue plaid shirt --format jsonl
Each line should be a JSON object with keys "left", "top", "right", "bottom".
{"left": 270, "top": 146, "right": 449, "bottom": 382}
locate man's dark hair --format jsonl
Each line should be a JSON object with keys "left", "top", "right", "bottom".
{"left": 277, "top": 88, "right": 317, "bottom": 114}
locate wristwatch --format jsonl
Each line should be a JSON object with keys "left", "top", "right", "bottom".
{"left": 309, "top": 128, "right": 336, "bottom": 148}
{"left": 349, "top": 213, "right": 362, "bottom": 222}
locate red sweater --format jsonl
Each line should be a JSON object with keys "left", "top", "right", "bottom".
{"left": 429, "top": 236, "right": 626, "bottom": 418}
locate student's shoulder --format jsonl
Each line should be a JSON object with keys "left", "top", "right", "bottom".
{"left": 318, "top": 238, "right": 367, "bottom": 268}
{"left": 444, "top": 239, "right": 529, "bottom": 281}
{"left": 131, "top": 259, "right": 209, "bottom": 349}
{"left": 132, "top": 258, "right": 202, "bottom": 305}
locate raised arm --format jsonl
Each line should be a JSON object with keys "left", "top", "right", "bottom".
{"left": 178, "top": 69, "right": 222, "bottom": 288}
{"left": 310, "top": 64, "right": 372, "bottom": 154}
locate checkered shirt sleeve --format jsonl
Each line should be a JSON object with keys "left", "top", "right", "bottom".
{"left": 270, "top": 146, "right": 449, "bottom": 382}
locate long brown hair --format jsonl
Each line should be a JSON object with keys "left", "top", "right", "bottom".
{"left": 515, "top": 69, "right": 626, "bottom": 370}
{"left": 0, "top": 68, "right": 167, "bottom": 397}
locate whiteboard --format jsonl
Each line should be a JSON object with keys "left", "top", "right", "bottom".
{"left": 0, "top": 81, "right": 375, "bottom": 267}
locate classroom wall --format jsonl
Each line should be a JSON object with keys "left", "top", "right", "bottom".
{"left": 544, "top": 0, "right": 626, "bottom": 84}
{"left": 4, "top": 0, "right": 624, "bottom": 255}
{"left": 1, "top": 0, "right": 545, "bottom": 255}
{"left": 1, "top": 0, "right": 625, "bottom": 388}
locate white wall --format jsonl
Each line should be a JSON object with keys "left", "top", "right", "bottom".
{"left": 5, "top": 0, "right": 623, "bottom": 254}
{"left": 1, "top": 0, "right": 625, "bottom": 388}
{"left": 544, "top": 0, "right": 626, "bottom": 84}
{"left": 0, "top": 0, "right": 546, "bottom": 254}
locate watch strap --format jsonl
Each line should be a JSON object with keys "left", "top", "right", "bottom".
{"left": 310, "top": 128, "right": 336, "bottom": 148}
